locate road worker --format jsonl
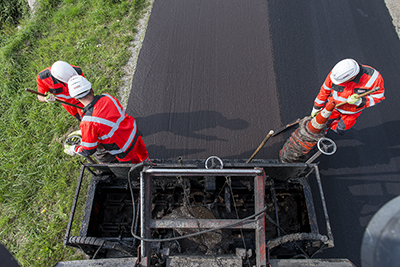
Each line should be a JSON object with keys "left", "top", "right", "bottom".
{"left": 36, "top": 61, "right": 85, "bottom": 121}
{"left": 63, "top": 75, "right": 150, "bottom": 164}
{"left": 311, "top": 58, "right": 385, "bottom": 135}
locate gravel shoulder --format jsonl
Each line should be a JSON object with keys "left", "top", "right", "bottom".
{"left": 385, "top": 0, "right": 400, "bottom": 39}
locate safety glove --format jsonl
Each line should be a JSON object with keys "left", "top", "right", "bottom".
{"left": 347, "top": 94, "right": 362, "bottom": 106}
{"left": 64, "top": 144, "right": 76, "bottom": 156}
{"left": 44, "top": 94, "right": 56, "bottom": 103}
{"left": 311, "top": 107, "right": 321, "bottom": 118}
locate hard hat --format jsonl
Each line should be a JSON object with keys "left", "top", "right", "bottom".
{"left": 50, "top": 61, "right": 78, "bottom": 83}
{"left": 68, "top": 75, "right": 91, "bottom": 99}
{"left": 330, "top": 59, "right": 360, "bottom": 85}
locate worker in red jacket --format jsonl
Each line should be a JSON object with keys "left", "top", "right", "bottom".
{"left": 311, "top": 58, "right": 385, "bottom": 135}
{"left": 36, "top": 61, "right": 85, "bottom": 121}
{"left": 64, "top": 75, "right": 150, "bottom": 164}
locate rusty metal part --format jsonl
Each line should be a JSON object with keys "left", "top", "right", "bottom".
{"left": 247, "top": 130, "right": 274, "bottom": 163}
{"left": 63, "top": 160, "right": 333, "bottom": 265}
{"left": 280, "top": 117, "right": 325, "bottom": 163}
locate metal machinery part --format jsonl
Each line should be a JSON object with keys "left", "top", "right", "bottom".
{"left": 61, "top": 159, "right": 334, "bottom": 267}
{"left": 306, "top": 138, "right": 337, "bottom": 164}
{"left": 64, "top": 135, "right": 97, "bottom": 164}
{"left": 361, "top": 195, "right": 400, "bottom": 267}
{"left": 64, "top": 135, "right": 82, "bottom": 146}
{"left": 205, "top": 156, "right": 224, "bottom": 169}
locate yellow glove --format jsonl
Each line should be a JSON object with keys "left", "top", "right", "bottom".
{"left": 347, "top": 94, "right": 362, "bottom": 106}
{"left": 64, "top": 144, "right": 76, "bottom": 156}
{"left": 44, "top": 94, "right": 56, "bottom": 103}
{"left": 311, "top": 107, "right": 321, "bottom": 118}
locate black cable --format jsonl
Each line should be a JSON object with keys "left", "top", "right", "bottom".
{"left": 264, "top": 213, "right": 310, "bottom": 258}
{"left": 128, "top": 163, "right": 144, "bottom": 240}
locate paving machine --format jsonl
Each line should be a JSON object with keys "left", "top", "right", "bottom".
{"left": 55, "top": 157, "right": 355, "bottom": 267}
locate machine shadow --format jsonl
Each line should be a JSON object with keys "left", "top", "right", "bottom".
{"left": 322, "top": 119, "right": 400, "bottom": 169}
{"left": 135, "top": 110, "right": 249, "bottom": 141}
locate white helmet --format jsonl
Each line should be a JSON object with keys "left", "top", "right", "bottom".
{"left": 68, "top": 75, "right": 92, "bottom": 99}
{"left": 330, "top": 59, "right": 360, "bottom": 85}
{"left": 51, "top": 61, "right": 78, "bottom": 83}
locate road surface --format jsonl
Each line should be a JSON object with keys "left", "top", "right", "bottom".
{"left": 127, "top": 0, "right": 400, "bottom": 266}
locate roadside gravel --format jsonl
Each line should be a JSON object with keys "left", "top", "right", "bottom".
{"left": 385, "top": 0, "right": 400, "bottom": 39}
{"left": 119, "top": 0, "right": 154, "bottom": 108}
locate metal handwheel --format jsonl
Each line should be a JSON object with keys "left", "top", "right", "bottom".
{"left": 64, "top": 135, "right": 96, "bottom": 164}
{"left": 317, "top": 137, "right": 337, "bottom": 155}
{"left": 306, "top": 137, "right": 337, "bottom": 164}
{"left": 205, "top": 156, "right": 224, "bottom": 169}
{"left": 64, "top": 135, "right": 82, "bottom": 146}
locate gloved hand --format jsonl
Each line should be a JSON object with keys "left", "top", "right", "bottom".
{"left": 64, "top": 144, "right": 76, "bottom": 156}
{"left": 311, "top": 107, "right": 321, "bottom": 118}
{"left": 66, "top": 130, "right": 82, "bottom": 145}
{"left": 44, "top": 94, "right": 56, "bottom": 103}
{"left": 347, "top": 94, "right": 362, "bottom": 106}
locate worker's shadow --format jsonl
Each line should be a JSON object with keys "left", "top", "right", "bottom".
{"left": 321, "top": 119, "right": 400, "bottom": 168}
{"left": 135, "top": 110, "right": 249, "bottom": 141}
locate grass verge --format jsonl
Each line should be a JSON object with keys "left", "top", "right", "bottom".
{"left": 0, "top": 0, "right": 149, "bottom": 266}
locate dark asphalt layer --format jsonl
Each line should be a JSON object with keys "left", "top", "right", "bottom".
{"left": 127, "top": 0, "right": 282, "bottom": 160}
{"left": 127, "top": 0, "right": 400, "bottom": 266}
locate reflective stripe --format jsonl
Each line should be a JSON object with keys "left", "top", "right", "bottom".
{"left": 323, "top": 84, "right": 332, "bottom": 91}
{"left": 320, "top": 108, "right": 331, "bottom": 118}
{"left": 99, "top": 94, "right": 126, "bottom": 140}
{"left": 122, "top": 122, "right": 137, "bottom": 152}
{"left": 367, "top": 95, "right": 375, "bottom": 106}
{"left": 83, "top": 116, "right": 116, "bottom": 128}
{"left": 55, "top": 94, "right": 73, "bottom": 99}
{"left": 364, "top": 70, "right": 379, "bottom": 88}
{"left": 311, "top": 119, "right": 325, "bottom": 129}
{"left": 104, "top": 93, "right": 124, "bottom": 113}
{"left": 103, "top": 123, "right": 137, "bottom": 155}
{"left": 332, "top": 91, "right": 347, "bottom": 102}
{"left": 108, "top": 148, "right": 123, "bottom": 155}
{"left": 335, "top": 108, "right": 363, "bottom": 114}
{"left": 314, "top": 97, "right": 325, "bottom": 105}
{"left": 371, "top": 91, "right": 385, "bottom": 99}
{"left": 81, "top": 93, "right": 127, "bottom": 140}
{"left": 81, "top": 141, "right": 98, "bottom": 148}
{"left": 367, "top": 91, "right": 384, "bottom": 107}
{"left": 82, "top": 93, "right": 138, "bottom": 155}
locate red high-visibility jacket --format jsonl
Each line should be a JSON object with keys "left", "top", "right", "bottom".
{"left": 75, "top": 93, "right": 149, "bottom": 163}
{"left": 36, "top": 65, "right": 85, "bottom": 120}
{"left": 313, "top": 64, "right": 385, "bottom": 114}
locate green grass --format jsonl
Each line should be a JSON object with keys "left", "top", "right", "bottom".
{"left": 0, "top": 0, "right": 149, "bottom": 266}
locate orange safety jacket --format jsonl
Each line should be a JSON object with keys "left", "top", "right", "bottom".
{"left": 36, "top": 65, "right": 85, "bottom": 120}
{"left": 313, "top": 64, "right": 385, "bottom": 115}
{"left": 75, "top": 93, "right": 149, "bottom": 163}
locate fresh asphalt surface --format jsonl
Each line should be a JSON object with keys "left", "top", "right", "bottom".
{"left": 127, "top": 0, "right": 400, "bottom": 266}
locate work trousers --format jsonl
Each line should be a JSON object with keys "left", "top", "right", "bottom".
{"left": 326, "top": 109, "right": 362, "bottom": 135}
